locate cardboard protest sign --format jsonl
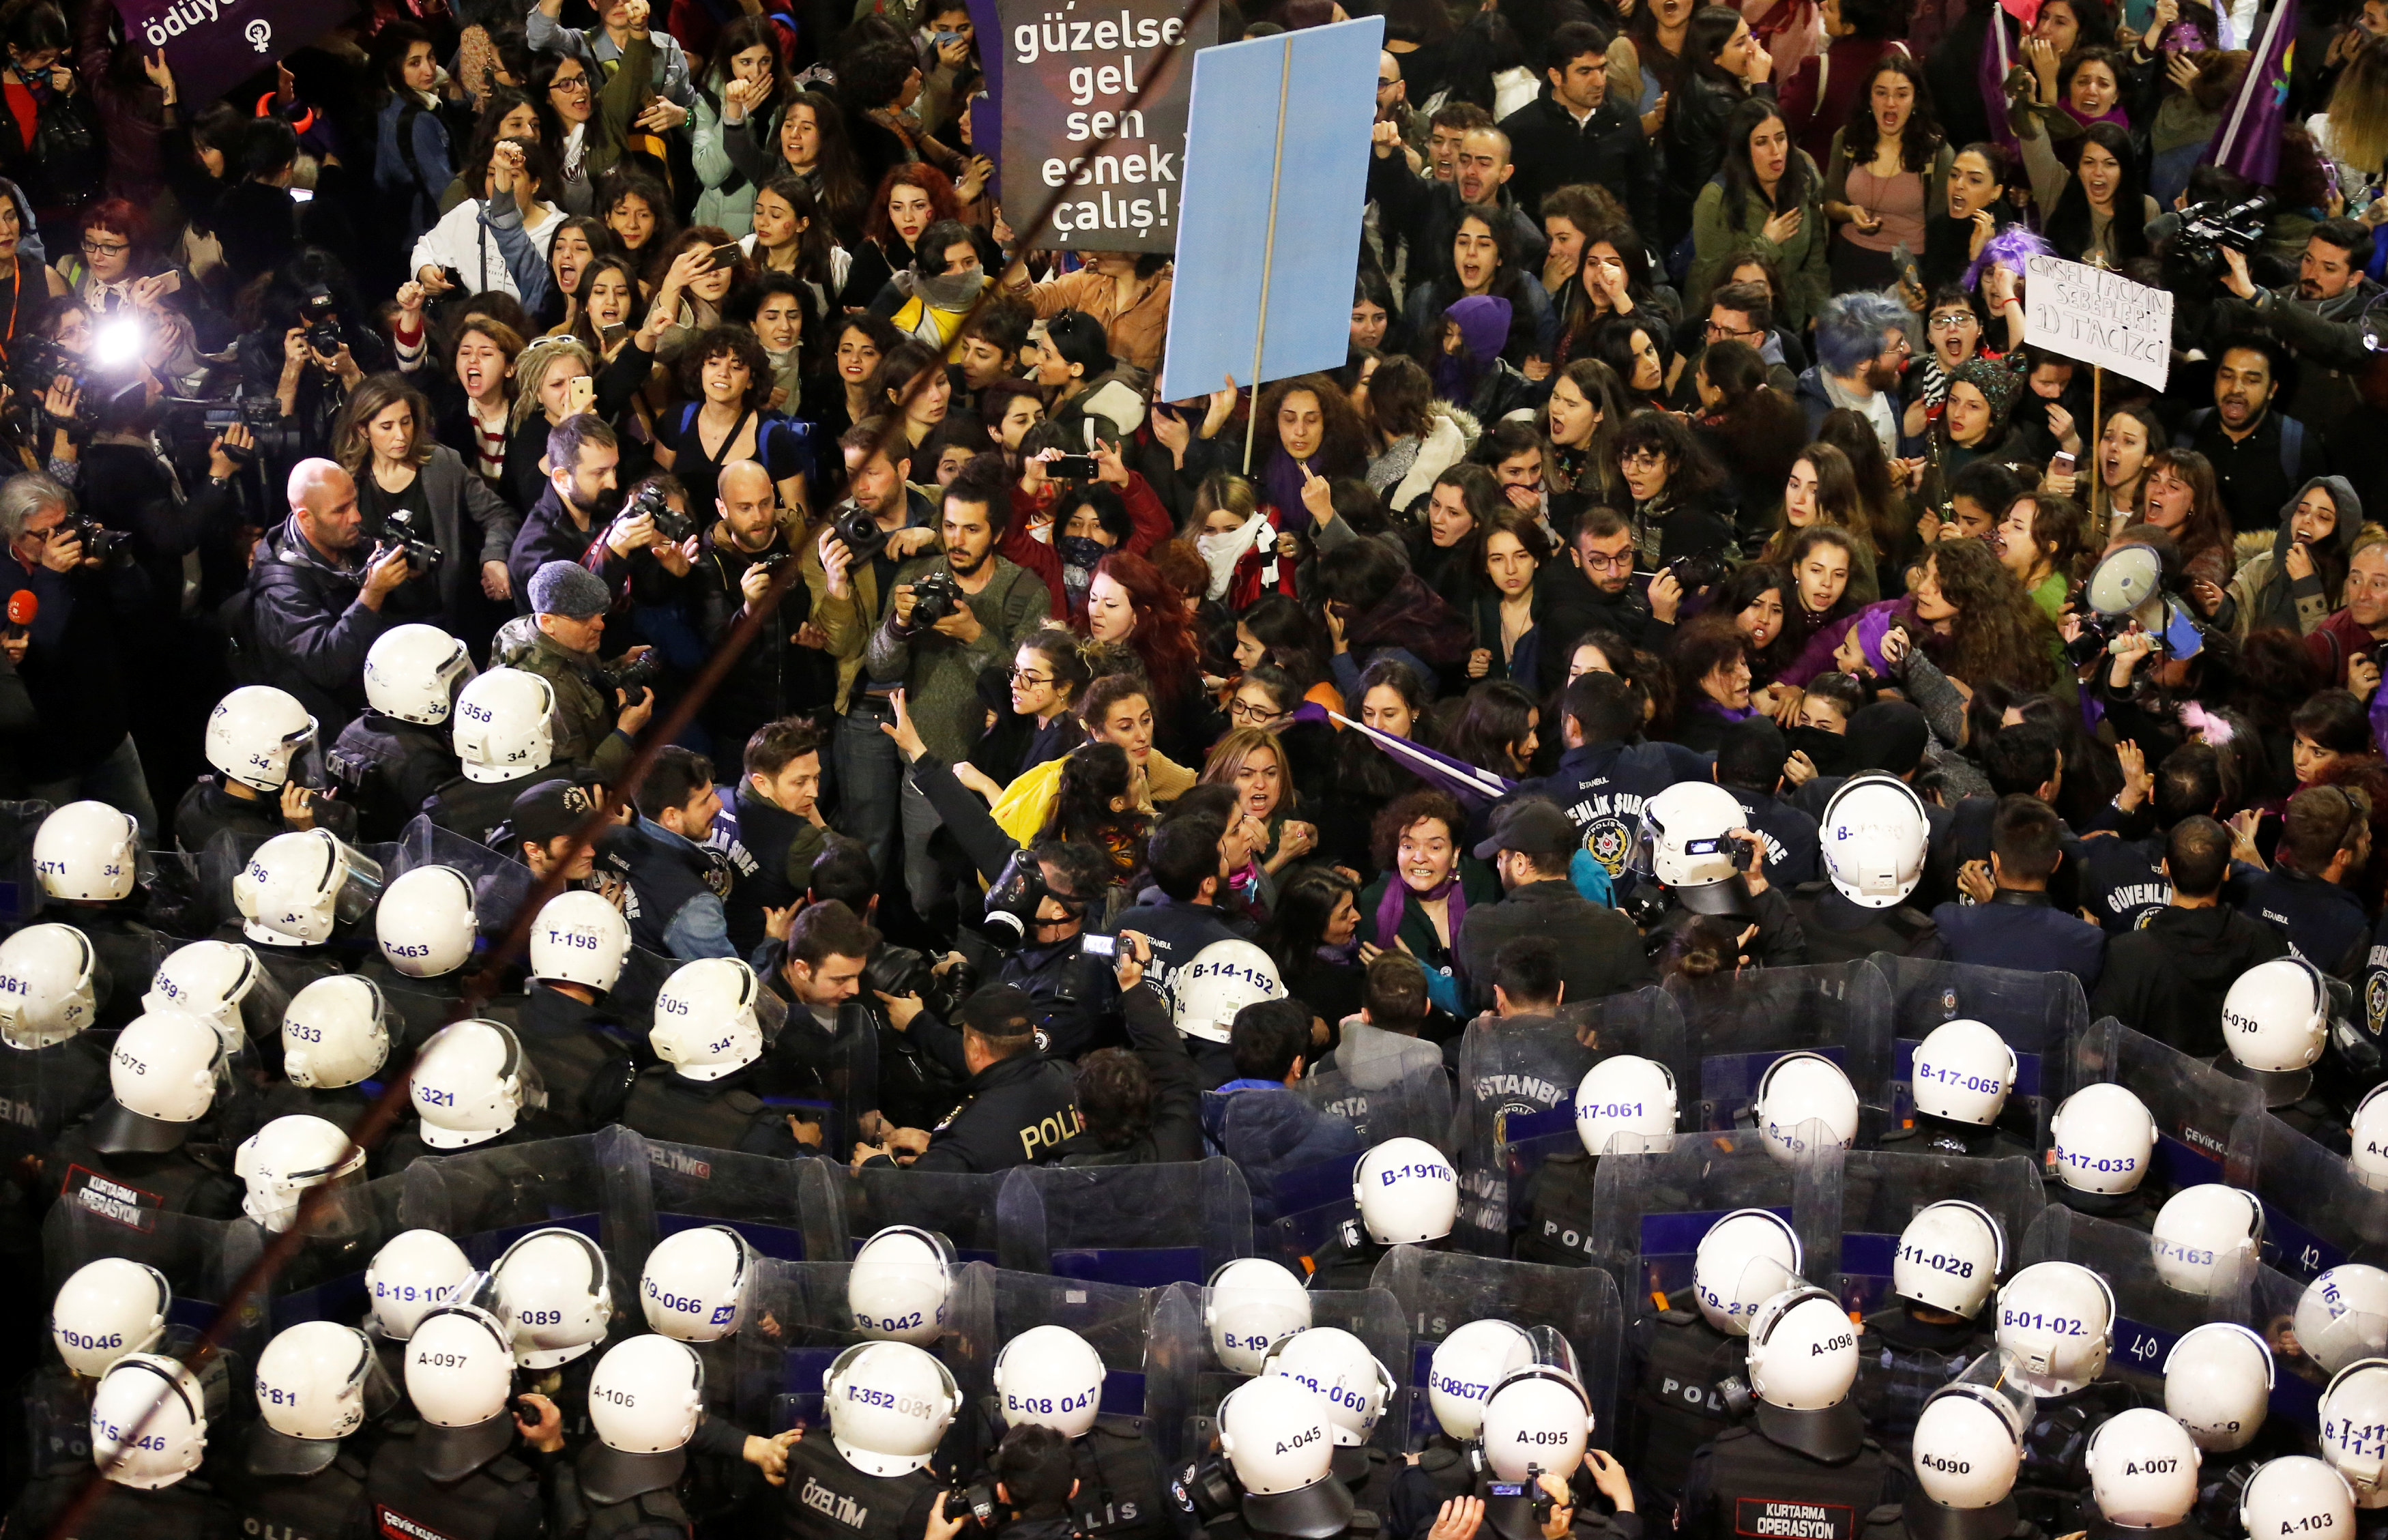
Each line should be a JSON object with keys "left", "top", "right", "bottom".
{"left": 2022, "top": 253, "right": 2173, "bottom": 391}
{"left": 113, "top": 0, "right": 330, "bottom": 107}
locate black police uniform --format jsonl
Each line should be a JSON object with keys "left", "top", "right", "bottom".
{"left": 1678, "top": 1417, "right": 1897, "bottom": 1540}
{"left": 2189, "top": 1418, "right": 2307, "bottom": 1540}
{"left": 365, "top": 959, "right": 492, "bottom": 1057}
{"left": 0, "top": 1029, "right": 111, "bottom": 1160}
{"left": 46, "top": 1120, "right": 244, "bottom": 1221}
{"left": 867, "top": 1021, "right": 1084, "bottom": 1173}
{"left": 48, "top": 903, "right": 173, "bottom": 1032}
{"left": 1521, "top": 740, "right": 1711, "bottom": 886}
{"left": 777, "top": 1421, "right": 944, "bottom": 1540}
{"left": 1784, "top": 883, "right": 1943, "bottom": 968}
{"left": 373, "top": 1105, "right": 576, "bottom": 1176}
{"left": 5, "top": 1470, "right": 239, "bottom": 1539}
{"left": 172, "top": 775, "right": 359, "bottom": 854}
{"left": 620, "top": 1062, "right": 798, "bottom": 1154}
{"left": 2010, "top": 1380, "right": 2143, "bottom": 1536}
{"left": 724, "top": 783, "right": 822, "bottom": 957}
{"left": 1001, "top": 935, "right": 1120, "bottom": 1064}
{"left": 424, "top": 772, "right": 540, "bottom": 847}
{"left": 1728, "top": 783, "right": 1822, "bottom": 889}
{"left": 1513, "top": 1150, "right": 1601, "bottom": 1267}
{"left": 1071, "top": 1425, "right": 1180, "bottom": 1540}
{"left": 1624, "top": 1288, "right": 1749, "bottom": 1505}
{"left": 2079, "top": 832, "right": 2176, "bottom": 935}
{"left": 2044, "top": 1182, "right": 2155, "bottom": 1232}
{"left": 2246, "top": 866, "right": 2369, "bottom": 979}
{"left": 1386, "top": 1441, "right": 1476, "bottom": 1540}
{"left": 1852, "top": 1306, "right": 1991, "bottom": 1459}
{"left": 1878, "top": 1118, "right": 2039, "bottom": 1161}
{"left": 328, "top": 710, "right": 459, "bottom": 841}
{"left": 509, "top": 983, "right": 641, "bottom": 1132}
{"left": 223, "top": 1437, "right": 375, "bottom": 1540}
{"left": 1305, "top": 1218, "right": 1394, "bottom": 1290}
{"left": 363, "top": 1418, "right": 553, "bottom": 1540}
{"left": 1861, "top": 1495, "right": 2043, "bottom": 1540}
{"left": 553, "top": 1438, "right": 702, "bottom": 1540}
{"left": 597, "top": 817, "right": 731, "bottom": 957}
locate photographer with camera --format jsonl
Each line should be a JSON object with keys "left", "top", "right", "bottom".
{"left": 934, "top": 1426, "right": 1085, "bottom": 1540}
{"left": 330, "top": 375, "right": 520, "bottom": 646}
{"left": 697, "top": 458, "right": 825, "bottom": 755}
{"left": 865, "top": 455, "right": 1053, "bottom": 922}
{"left": 492, "top": 559, "right": 655, "bottom": 785}
{"left": 239, "top": 259, "right": 390, "bottom": 467}
{"left": 0, "top": 471, "right": 147, "bottom": 828}
{"left": 242, "top": 457, "right": 411, "bottom": 739}
{"left": 849, "top": 980, "right": 1083, "bottom": 1172}
{"left": 2211, "top": 220, "right": 2381, "bottom": 444}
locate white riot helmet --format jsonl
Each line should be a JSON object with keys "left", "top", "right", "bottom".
{"left": 1694, "top": 1209, "right": 1805, "bottom": 1336}
{"left": 145, "top": 940, "right": 267, "bottom": 1052}
{"left": 1745, "top": 1287, "right": 1860, "bottom": 1411}
{"left": 2244, "top": 1458, "right": 2359, "bottom": 1540}
{"left": 587, "top": 1335, "right": 706, "bottom": 1496}
{"left": 1574, "top": 1056, "right": 1677, "bottom": 1156}
{"left": 0, "top": 922, "right": 96, "bottom": 1047}
{"left": 995, "top": 1324, "right": 1106, "bottom": 1438}
{"left": 1995, "top": 1262, "right": 2116, "bottom": 1391}
{"left": 2048, "top": 1083, "right": 2157, "bottom": 1196}
{"left": 233, "top": 829, "right": 384, "bottom": 948}
{"left": 848, "top": 1226, "right": 955, "bottom": 1346}
{"left": 1206, "top": 1258, "right": 1313, "bottom": 1376}
{"left": 1352, "top": 1137, "right": 1458, "bottom": 1245}
{"left": 1427, "top": 1320, "right": 1537, "bottom": 1440}
{"left": 205, "top": 685, "right": 316, "bottom": 793}
{"left": 366, "top": 1230, "right": 473, "bottom": 1341}
{"left": 252, "top": 1322, "right": 393, "bottom": 1471}
{"left": 1910, "top": 1020, "right": 2017, "bottom": 1127}
{"left": 1750, "top": 1052, "right": 1859, "bottom": 1165}
{"left": 1217, "top": 1374, "right": 1355, "bottom": 1539}
{"left": 1635, "top": 781, "right": 1757, "bottom": 914}
{"left": 52, "top": 1258, "right": 168, "bottom": 1377}
{"left": 281, "top": 976, "right": 390, "bottom": 1090}
{"left": 1820, "top": 773, "right": 1930, "bottom": 908}
{"left": 405, "top": 1303, "right": 519, "bottom": 1479}
{"left": 822, "top": 1341, "right": 961, "bottom": 1477}
{"left": 639, "top": 1224, "right": 754, "bottom": 1342}
{"left": 2164, "top": 1323, "right": 2275, "bottom": 1452}
{"left": 2084, "top": 1408, "right": 2200, "bottom": 1528}
{"left": 493, "top": 1227, "right": 613, "bottom": 1368}
{"left": 2323, "top": 1361, "right": 2388, "bottom": 1503}
{"left": 2151, "top": 1185, "right": 2265, "bottom": 1296}
{"left": 528, "top": 889, "right": 630, "bottom": 993}
{"left": 452, "top": 667, "right": 557, "bottom": 784}
{"left": 1911, "top": 1380, "right": 2028, "bottom": 1510}
{"left": 91, "top": 1353, "right": 210, "bottom": 1489}
{"left": 1173, "top": 939, "right": 1287, "bottom": 1043}
{"left": 409, "top": 1019, "right": 535, "bottom": 1150}
{"left": 1479, "top": 1363, "right": 1594, "bottom": 1481}
{"left": 652, "top": 957, "right": 766, "bottom": 1080}
{"left": 1264, "top": 1327, "right": 1395, "bottom": 1447}
{"left": 2223, "top": 957, "right": 2330, "bottom": 1074}
{"left": 2301, "top": 1266, "right": 2388, "bottom": 1378}
{"left": 376, "top": 865, "right": 479, "bottom": 980}
{"left": 235, "top": 1114, "right": 365, "bottom": 1233}
{"left": 100, "top": 1005, "right": 228, "bottom": 1150}
{"left": 33, "top": 800, "right": 139, "bottom": 901}
{"left": 363, "top": 624, "right": 476, "bottom": 726}
{"left": 1891, "top": 1201, "right": 2006, "bottom": 1318}
{"left": 2353, "top": 1086, "right": 2388, "bottom": 1193}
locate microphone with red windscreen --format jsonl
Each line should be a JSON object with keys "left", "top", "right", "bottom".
{"left": 6, "top": 591, "right": 34, "bottom": 628}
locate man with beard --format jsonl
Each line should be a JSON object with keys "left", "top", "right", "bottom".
{"left": 2176, "top": 334, "right": 2327, "bottom": 533}
{"left": 245, "top": 459, "right": 412, "bottom": 738}
{"left": 865, "top": 454, "right": 1051, "bottom": 920}
{"left": 698, "top": 459, "right": 824, "bottom": 754}
{"left": 2212, "top": 222, "right": 2381, "bottom": 441}
{"left": 506, "top": 413, "right": 622, "bottom": 596}
{"left": 1566, "top": 508, "right": 1680, "bottom": 650}
{"left": 1499, "top": 23, "right": 1659, "bottom": 241}
{"left": 1795, "top": 290, "right": 1912, "bottom": 452}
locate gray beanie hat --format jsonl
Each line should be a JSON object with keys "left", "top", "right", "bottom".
{"left": 529, "top": 561, "right": 610, "bottom": 620}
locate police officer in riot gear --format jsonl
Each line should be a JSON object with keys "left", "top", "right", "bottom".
{"left": 778, "top": 1340, "right": 959, "bottom": 1540}
{"left": 507, "top": 889, "right": 641, "bottom": 1132}
{"left": 620, "top": 955, "right": 802, "bottom": 1154}
{"left": 1789, "top": 773, "right": 1942, "bottom": 964}
{"left": 1881, "top": 1021, "right": 2035, "bottom": 1159}
{"left": 1309, "top": 1136, "right": 1460, "bottom": 1288}
{"left": 173, "top": 684, "right": 360, "bottom": 852}
{"left": 1515, "top": 1056, "right": 1678, "bottom": 1267}
{"left": 1678, "top": 1285, "right": 1896, "bottom": 1540}
{"left": 33, "top": 800, "right": 173, "bottom": 1032}
{"left": 48, "top": 1003, "right": 245, "bottom": 1221}
{"left": 363, "top": 1294, "right": 564, "bottom": 1540}
{"left": 1266, "top": 1326, "right": 1401, "bottom": 1511}
{"left": 377, "top": 1017, "right": 567, "bottom": 1172}
{"left": 1854, "top": 1202, "right": 2004, "bottom": 1460}
{"left": 330, "top": 624, "right": 472, "bottom": 840}
{"left": 1387, "top": 1322, "right": 1540, "bottom": 1540}
{"left": 2045, "top": 1084, "right": 2159, "bottom": 1227}
{"left": 2167, "top": 1322, "right": 2297, "bottom": 1538}
{"left": 368, "top": 860, "right": 495, "bottom": 1051}
{"left": 4, "top": 1352, "right": 239, "bottom": 1537}
{"left": 224, "top": 1320, "right": 396, "bottom": 1540}
{"left": 1997, "top": 1262, "right": 2137, "bottom": 1535}
{"left": 0, "top": 922, "right": 115, "bottom": 1152}
{"left": 978, "top": 840, "right": 1120, "bottom": 1062}
{"left": 994, "top": 1325, "right": 1177, "bottom": 1540}
{"left": 2216, "top": 957, "right": 2361, "bottom": 1143}
{"left": 552, "top": 1333, "right": 798, "bottom": 1539}
{"left": 2081, "top": 1410, "right": 2211, "bottom": 1540}
{"left": 272, "top": 973, "right": 394, "bottom": 1129}
{"left": 1181, "top": 1374, "right": 1365, "bottom": 1540}
{"left": 1472, "top": 1361, "right": 1641, "bottom": 1540}
{"left": 1866, "top": 1365, "right": 2039, "bottom": 1540}
{"left": 424, "top": 667, "right": 562, "bottom": 845}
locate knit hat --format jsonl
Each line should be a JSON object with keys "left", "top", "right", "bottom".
{"left": 1949, "top": 358, "right": 2025, "bottom": 433}
{"left": 528, "top": 560, "right": 611, "bottom": 620}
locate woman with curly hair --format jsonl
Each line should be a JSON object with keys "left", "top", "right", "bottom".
{"left": 1084, "top": 551, "right": 1218, "bottom": 763}
{"left": 1356, "top": 787, "right": 1502, "bottom": 1017}
{"left": 1778, "top": 532, "right": 2058, "bottom": 695}
{"left": 841, "top": 163, "right": 965, "bottom": 311}
{"left": 1038, "top": 742, "right": 1149, "bottom": 875}
{"left": 654, "top": 323, "right": 815, "bottom": 515}
{"left": 1251, "top": 373, "right": 1371, "bottom": 536}
{"left": 1610, "top": 411, "right": 1738, "bottom": 567}
{"left": 1666, "top": 614, "right": 1758, "bottom": 750}
{"left": 2132, "top": 448, "right": 2234, "bottom": 605}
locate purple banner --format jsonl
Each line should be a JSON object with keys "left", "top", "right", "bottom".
{"left": 113, "top": 0, "right": 332, "bottom": 107}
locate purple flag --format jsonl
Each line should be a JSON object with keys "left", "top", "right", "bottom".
{"left": 2207, "top": 0, "right": 2297, "bottom": 185}
{"left": 1977, "top": 5, "right": 2024, "bottom": 158}
{"left": 1330, "top": 713, "right": 1517, "bottom": 810}
{"left": 113, "top": 0, "right": 333, "bottom": 106}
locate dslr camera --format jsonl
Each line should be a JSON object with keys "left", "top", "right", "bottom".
{"left": 905, "top": 569, "right": 963, "bottom": 633}
{"left": 60, "top": 514, "right": 125, "bottom": 564}
{"left": 601, "top": 650, "right": 664, "bottom": 700}
{"left": 625, "top": 481, "right": 696, "bottom": 544}
{"left": 297, "top": 282, "right": 345, "bottom": 366}
{"left": 832, "top": 502, "right": 892, "bottom": 563}
{"left": 1663, "top": 551, "right": 1730, "bottom": 592}
{"left": 373, "top": 504, "right": 443, "bottom": 577}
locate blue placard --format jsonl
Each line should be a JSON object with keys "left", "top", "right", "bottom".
{"left": 781, "top": 1346, "right": 843, "bottom": 1397}
{"left": 269, "top": 1273, "right": 370, "bottom": 1331}
{"left": 2150, "top": 1133, "right": 2226, "bottom": 1193}
{"left": 1641, "top": 1206, "right": 1790, "bottom": 1255}
{"left": 1278, "top": 1152, "right": 1361, "bottom": 1215}
{"left": 660, "top": 1212, "right": 808, "bottom": 1262}
{"left": 1700, "top": 1047, "right": 1846, "bottom": 1131}
{"left": 1841, "top": 1232, "right": 1899, "bottom": 1278}
{"left": 1051, "top": 1247, "right": 1208, "bottom": 1288}
{"left": 2273, "top": 1367, "right": 2325, "bottom": 1431}
{"left": 2112, "top": 1315, "right": 2179, "bottom": 1378}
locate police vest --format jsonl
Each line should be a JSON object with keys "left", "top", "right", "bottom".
{"left": 50, "top": 1133, "right": 239, "bottom": 1223}
{"left": 2012, "top": 1381, "right": 2141, "bottom": 1536}
{"left": 229, "top": 1446, "right": 372, "bottom": 1540}
{"left": 0, "top": 1032, "right": 105, "bottom": 1161}
{"left": 1630, "top": 1305, "right": 1747, "bottom": 1498}
{"left": 601, "top": 822, "right": 725, "bottom": 955}
{"left": 364, "top": 1421, "right": 545, "bottom": 1540}
{"left": 514, "top": 993, "right": 639, "bottom": 1133}
{"left": 1305, "top": 1222, "right": 1390, "bottom": 1291}
{"left": 728, "top": 788, "right": 805, "bottom": 955}
{"left": 424, "top": 774, "right": 530, "bottom": 846}
{"left": 621, "top": 1067, "right": 772, "bottom": 1152}
{"left": 1853, "top": 1309, "right": 1988, "bottom": 1450}
{"left": 585, "top": 1484, "right": 696, "bottom": 1539}
{"left": 1695, "top": 1425, "right": 1895, "bottom": 1540}
{"left": 329, "top": 713, "right": 456, "bottom": 842}
{"left": 1786, "top": 884, "right": 1937, "bottom": 968}
{"left": 31, "top": 1471, "right": 237, "bottom": 1539}
{"left": 1515, "top": 1151, "right": 1601, "bottom": 1267}
{"left": 1073, "top": 1425, "right": 1175, "bottom": 1540}
{"left": 781, "top": 1425, "right": 940, "bottom": 1540}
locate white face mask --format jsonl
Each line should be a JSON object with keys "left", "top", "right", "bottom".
{"left": 1196, "top": 513, "right": 1271, "bottom": 600}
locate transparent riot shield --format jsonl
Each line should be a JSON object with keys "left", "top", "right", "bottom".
{"left": 1869, "top": 955, "right": 2088, "bottom": 1156}
{"left": 1829, "top": 1150, "right": 2044, "bottom": 1316}
{"left": 604, "top": 1129, "right": 843, "bottom": 1266}
{"left": 1294, "top": 1026, "right": 1458, "bottom": 1150}
{"left": 985, "top": 1270, "right": 1204, "bottom": 1463}
{"left": 145, "top": 938, "right": 292, "bottom": 1069}
{"left": 825, "top": 1163, "right": 1021, "bottom": 1264}
{"left": 1370, "top": 1245, "right": 1624, "bottom": 1454}
{"left": 2246, "top": 1262, "right": 2333, "bottom": 1438}
{"left": 1663, "top": 961, "right": 1895, "bottom": 1138}
{"left": 0, "top": 798, "right": 48, "bottom": 927}
{"left": 199, "top": 830, "right": 401, "bottom": 947}
{"left": 742, "top": 1255, "right": 995, "bottom": 1471}
{"left": 1164, "top": 1276, "right": 1411, "bottom": 1462}
{"left": 42, "top": 1197, "right": 268, "bottom": 1365}
{"left": 1246, "top": 1146, "right": 1363, "bottom": 1268}
{"left": 2018, "top": 1204, "right": 2252, "bottom": 1399}
{"left": 761, "top": 1002, "right": 880, "bottom": 1162}
{"left": 0, "top": 1031, "right": 111, "bottom": 1163}
{"left": 994, "top": 1160, "right": 1253, "bottom": 1286}
{"left": 391, "top": 815, "right": 540, "bottom": 958}
{"left": 1453, "top": 989, "right": 1689, "bottom": 1256}
{"left": 1586, "top": 1125, "right": 1841, "bottom": 1331}
{"left": 259, "top": 1167, "right": 413, "bottom": 1332}
{"left": 2073, "top": 1019, "right": 2266, "bottom": 1204}
{"left": 2226, "top": 1109, "right": 2388, "bottom": 1284}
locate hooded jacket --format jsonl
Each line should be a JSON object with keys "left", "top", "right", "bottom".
{"left": 2219, "top": 476, "right": 2362, "bottom": 638}
{"left": 2088, "top": 901, "right": 2290, "bottom": 1057}
{"left": 1199, "top": 1083, "right": 1365, "bottom": 1223}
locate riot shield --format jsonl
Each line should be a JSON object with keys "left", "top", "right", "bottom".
{"left": 1869, "top": 955, "right": 2088, "bottom": 1156}
{"left": 1585, "top": 1125, "right": 1843, "bottom": 1331}
{"left": 1453, "top": 989, "right": 1689, "bottom": 1255}
{"left": 2018, "top": 1204, "right": 2251, "bottom": 1399}
{"left": 394, "top": 1128, "right": 652, "bottom": 1331}
{"left": 1251, "top": 1146, "right": 1363, "bottom": 1267}
{"left": 986, "top": 1270, "right": 1204, "bottom": 1464}
{"left": 0, "top": 798, "right": 49, "bottom": 928}
{"left": 1295, "top": 1026, "right": 1458, "bottom": 1150}
{"left": 2226, "top": 1109, "right": 2388, "bottom": 1284}
{"left": 2073, "top": 1019, "right": 2266, "bottom": 1203}
{"left": 42, "top": 1197, "right": 268, "bottom": 1365}
{"left": 824, "top": 1163, "right": 1022, "bottom": 1265}
{"left": 604, "top": 1129, "right": 843, "bottom": 1266}
{"left": 145, "top": 938, "right": 292, "bottom": 1067}
{"left": 1829, "top": 1149, "right": 2044, "bottom": 1316}
{"left": 763, "top": 1000, "right": 880, "bottom": 1161}
{"left": 390, "top": 815, "right": 540, "bottom": 959}
{"left": 259, "top": 1169, "right": 413, "bottom": 1333}
{"left": 1163, "top": 1276, "right": 1411, "bottom": 1462}
{"left": 1662, "top": 961, "right": 1895, "bottom": 1138}
{"left": 742, "top": 1255, "right": 995, "bottom": 1470}
{"left": 2246, "top": 1262, "right": 2333, "bottom": 1438}
{"left": 1369, "top": 1245, "right": 1624, "bottom": 1454}
{"left": 994, "top": 1160, "right": 1253, "bottom": 1286}
{"left": 0, "top": 1030, "right": 111, "bottom": 1163}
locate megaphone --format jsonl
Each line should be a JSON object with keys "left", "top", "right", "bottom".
{"left": 2083, "top": 544, "right": 2165, "bottom": 617}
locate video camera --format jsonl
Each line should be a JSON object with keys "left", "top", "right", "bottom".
{"left": 159, "top": 395, "right": 306, "bottom": 465}
{"left": 2168, "top": 194, "right": 2273, "bottom": 287}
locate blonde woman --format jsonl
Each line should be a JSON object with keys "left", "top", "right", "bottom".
{"left": 1200, "top": 726, "right": 1317, "bottom": 884}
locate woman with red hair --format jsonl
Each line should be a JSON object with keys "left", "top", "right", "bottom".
{"left": 1083, "top": 549, "right": 1223, "bottom": 763}
{"left": 55, "top": 197, "right": 146, "bottom": 311}
{"left": 841, "top": 162, "right": 970, "bottom": 311}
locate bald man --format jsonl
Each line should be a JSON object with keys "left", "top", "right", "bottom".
{"left": 243, "top": 456, "right": 412, "bottom": 735}
{"left": 697, "top": 456, "right": 824, "bottom": 768}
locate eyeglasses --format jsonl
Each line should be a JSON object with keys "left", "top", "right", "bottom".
{"left": 1580, "top": 548, "right": 1633, "bottom": 572}
{"left": 549, "top": 73, "right": 591, "bottom": 93}
{"left": 1927, "top": 314, "right": 1976, "bottom": 331}
{"left": 1006, "top": 667, "right": 1053, "bottom": 688}
{"left": 1618, "top": 450, "right": 1667, "bottom": 470}
{"left": 79, "top": 237, "right": 128, "bottom": 257}
{"left": 1227, "top": 698, "right": 1286, "bottom": 722}
{"left": 1705, "top": 320, "right": 1759, "bottom": 340}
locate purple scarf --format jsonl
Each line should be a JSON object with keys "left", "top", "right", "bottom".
{"left": 2061, "top": 100, "right": 2129, "bottom": 130}
{"left": 1375, "top": 871, "right": 1467, "bottom": 955}
{"left": 1263, "top": 446, "right": 1322, "bottom": 536}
